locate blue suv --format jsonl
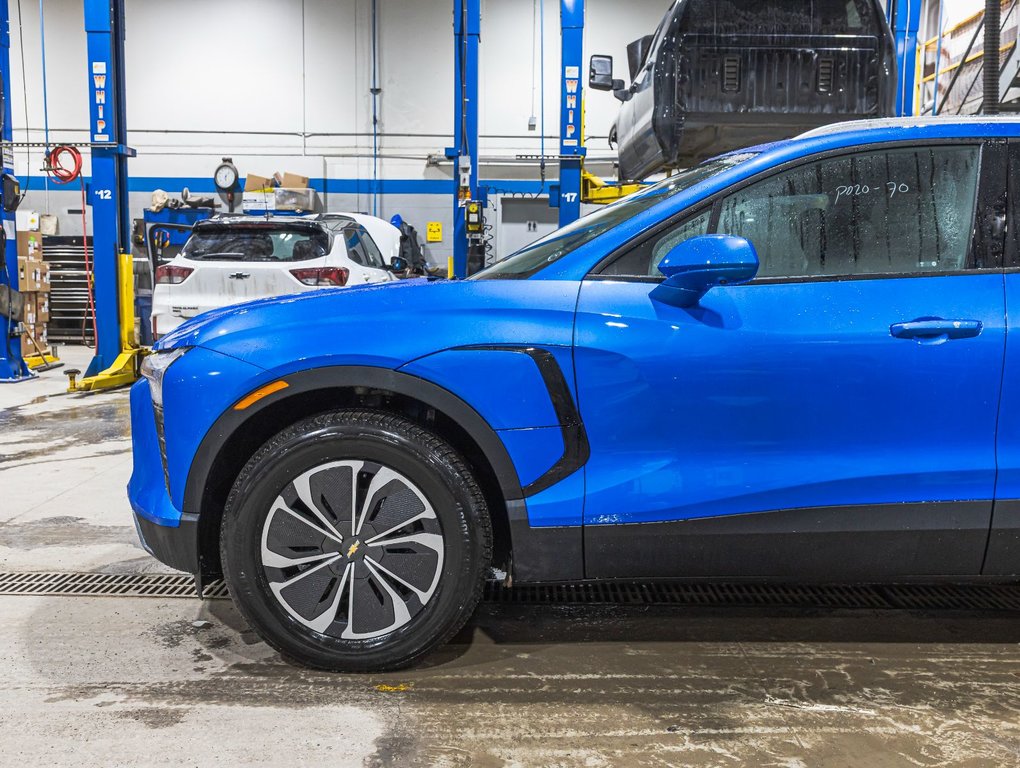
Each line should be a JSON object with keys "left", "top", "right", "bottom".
{"left": 130, "top": 117, "right": 1020, "bottom": 671}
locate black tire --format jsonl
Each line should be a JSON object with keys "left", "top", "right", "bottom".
{"left": 220, "top": 409, "right": 492, "bottom": 672}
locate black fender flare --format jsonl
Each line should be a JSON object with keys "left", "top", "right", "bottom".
{"left": 183, "top": 365, "right": 526, "bottom": 516}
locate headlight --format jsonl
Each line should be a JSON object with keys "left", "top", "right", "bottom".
{"left": 140, "top": 347, "right": 190, "bottom": 407}
{"left": 140, "top": 347, "right": 190, "bottom": 495}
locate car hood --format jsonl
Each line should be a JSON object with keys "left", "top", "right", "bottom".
{"left": 156, "top": 277, "right": 580, "bottom": 374}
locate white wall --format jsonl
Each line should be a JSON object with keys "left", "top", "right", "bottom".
{"left": 9, "top": 0, "right": 670, "bottom": 260}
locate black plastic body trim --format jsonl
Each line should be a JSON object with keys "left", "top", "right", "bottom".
{"left": 585, "top": 502, "right": 992, "bottom": 581}
{"left": 183, "top": 365, "right": 526, "bottom": 517}
{"left": 452, "top": 345, "right": 590, "bottom": 497}
{"left": 1006, "top": 140, "right": 1020, "bottom": 269}
{"left": 507, "top": 500, "right": 584, "bottom": 582}
{"left": 984, "top": 499, "right": 1020, "bottom": 576}
{"left": 135, "top": 513, "right": 199, "bottom": 576}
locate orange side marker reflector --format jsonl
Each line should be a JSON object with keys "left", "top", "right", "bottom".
{"left": 233, "top": 380, "right": 289, "bottom": 411}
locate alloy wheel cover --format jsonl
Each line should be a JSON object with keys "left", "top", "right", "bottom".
{"left": 260, "top": 460, "right": 445, "bottom": 639}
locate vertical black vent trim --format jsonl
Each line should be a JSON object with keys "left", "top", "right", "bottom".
{"left": 452, "top": 345, "right": 590, "bottom": 497}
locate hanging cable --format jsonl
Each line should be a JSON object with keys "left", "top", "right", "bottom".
{"left": 14, "top": 0, "right": 32, "bottom": 205}
{"left": 530, "top": 0, "right": 537, "bottom": 126}
{"left": 371, "top": 0, "right": 380, "bottom": 217}
{"left": 38, "top": 0, "right": 51, "bottom": 210}
{"left": 459, "top": 0, "right": 469, "bottom": 159}
{"left": 44, "top": 146, "right": 96, "bottom": 347}
{"left": 538, "top": 0, "right": 546, "bottom": 193}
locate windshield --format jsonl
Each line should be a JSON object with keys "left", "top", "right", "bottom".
{"left": 181, "top": 227, "right": 330, "bottom": 262}
{"left": 471, "top": 153, "right": 755, "bottom": 280}
{"left": 683, "top": 0, "right": 876, "bottom": 35}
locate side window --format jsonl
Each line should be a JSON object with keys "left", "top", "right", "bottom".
{"left": 358, "top": 227, "right": 386, "bottom": 269}
{"left": 600, "top": 209, "right": 711, "bottom": 277}
{"left": 718, "top": 145, "right": 981, "bottom": 279}
{"left": 343, "top": 226, "right": 368, "bottom": 265}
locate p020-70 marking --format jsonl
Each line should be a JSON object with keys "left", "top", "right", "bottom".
{"left": 833, "top": 181, "right": 911, "bottom": 204}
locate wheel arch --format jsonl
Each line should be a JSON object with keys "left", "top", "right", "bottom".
{"left": 185, "top": 365, "right": 523, "bottom": 584}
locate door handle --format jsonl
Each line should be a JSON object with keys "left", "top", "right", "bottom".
{"left": 890, "top": 318, "right": 982, "bottom": 340}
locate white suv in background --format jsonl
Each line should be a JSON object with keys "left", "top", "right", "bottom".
{"left": 151, "top": 214, "right": 402, "bottom": 339}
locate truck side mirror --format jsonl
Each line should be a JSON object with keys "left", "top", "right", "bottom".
{"left": 589, "top": 55, "right": 617, "bottom": 91}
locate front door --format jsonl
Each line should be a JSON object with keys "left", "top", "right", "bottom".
{"left": 575, "top": 141, "right": 1006, "bottom": 581}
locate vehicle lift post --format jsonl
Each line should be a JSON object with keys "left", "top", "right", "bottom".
{"left": 73, "top": 0, "right": 143, "bottom": 391}
{"left": 556, "top": 0, "right": 585, "bottom": 227}
{"left": 890, "top": 0, "right": 922, "bottom": 116}
{"left": 0, "top": 0, "right": 31, "bottom": 382}
{"left": 450, "top": 0, "right": 481, "bottom": 279}
{"left": 557, "top": 0, "right": 646, "bottom": 213}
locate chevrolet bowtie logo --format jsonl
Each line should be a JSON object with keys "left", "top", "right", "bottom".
{"left": 346, "top": 540, "right": 361, "bottom": 558}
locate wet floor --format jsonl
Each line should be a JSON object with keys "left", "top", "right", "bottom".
{"left": 4, "top": 595, "right": 1020, "bottom": 767}
{"left": 2, "top": 347, "right": 1020, "bottom": 766}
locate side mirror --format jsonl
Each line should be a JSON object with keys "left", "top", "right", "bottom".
{"left": 650, "top": 234, "right": 759, "bottom": 308}
{"left": 589, "top": 55, "right": 615, "bottom": 91}
{"left": 389, "top": 255, "right": 408, "bottom": 273}
{"left": 613, "top": 85, "right": 631, "bottom": 102}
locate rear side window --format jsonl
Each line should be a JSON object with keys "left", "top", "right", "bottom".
{"left": 342, "top": 225, "right": 385, "bottom": 269}
{"left": 718, "top": 145, "right": 980, "bottom": 278}
{"left": 182, "top": 228, "right": 329, "bottom": 262}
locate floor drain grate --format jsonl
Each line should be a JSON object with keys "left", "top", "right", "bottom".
{"left": 482, "top": 581, "right": 1020, "bottom": 611}
{"left": 0, "top": 571, "right": 229, "bottom": 599}
{"left": 2, "top": 571, "right": 1018, "bottom": 612}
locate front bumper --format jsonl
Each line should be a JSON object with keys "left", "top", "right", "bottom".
{"left": 127, "top": 346, "right": 268, "bottom": 577}
{"left": 134, "top": 510, "right": 199, "bottom": 574}
{"left": 128, "top": 378, "right": 199, "bottom": 574}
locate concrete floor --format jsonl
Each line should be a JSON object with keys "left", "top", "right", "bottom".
{"left": 2, "top": 346, "right": 1020, "bottom": 767}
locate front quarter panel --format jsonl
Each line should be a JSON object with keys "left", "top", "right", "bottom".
{"left": 160, "top": 346, "right": 267, "bottom": 509}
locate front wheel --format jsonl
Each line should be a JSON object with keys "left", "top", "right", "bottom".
{"left": 220, "top": 409, "right": 492, "bottom": 672}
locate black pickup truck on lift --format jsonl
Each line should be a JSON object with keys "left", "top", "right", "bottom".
{"left": 590, "top": 0, "right": 896, "bottom": 181}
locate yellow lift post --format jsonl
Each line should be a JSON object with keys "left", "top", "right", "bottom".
{"left": 65, "top": 252, "right": 148, "bottom": 393}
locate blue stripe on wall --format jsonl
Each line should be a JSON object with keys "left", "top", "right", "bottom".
{"left": 20, "top": 176, "right": 553, "bottom": 195}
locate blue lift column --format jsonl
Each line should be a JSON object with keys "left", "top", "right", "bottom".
{"left": 0, "top": 0, "right": 29, "bottom": 382}
{"left": 450, "top": 0, "right": 480, "bottom": 279}
{"left": 891, "top": 0, "right": 922, "bottom": 116}
{"left": 83, "top": 0, "right": 134, "bottom": 378}
{"left": 556, "top": 0, "right": 585, "bottom": 227}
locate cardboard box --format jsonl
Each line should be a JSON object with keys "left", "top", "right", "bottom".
{"left": 243, "top": 173, "right": 273, "bottom": 192}
{"left": 18, "top": 260, "right": 50, "bottom": 293}
{"left": 21, "top": 322, "right": 47, "bottom": 356}
{"left": 280, "top": 172, "right": 309, "bottom": 189}
{"left": 17, "top": 231, "right": 43, "bottom": 261}
{"left": 28, "top": 292, "right": 50, "bottom": 322}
